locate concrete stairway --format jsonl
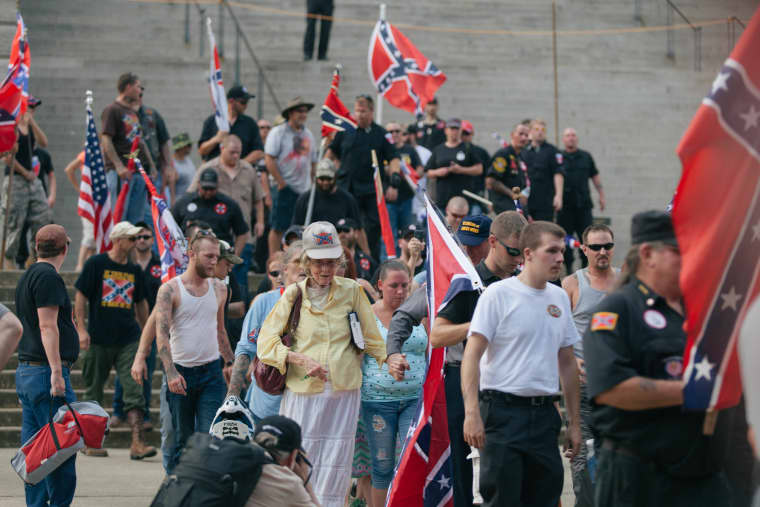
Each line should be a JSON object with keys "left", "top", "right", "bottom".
{"left": 0, "top": 270, "right": 264, "bottom": 448}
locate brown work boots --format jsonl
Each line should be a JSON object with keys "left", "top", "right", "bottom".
{"left": 128, "top": 408, "right": 157, "bottom": 460}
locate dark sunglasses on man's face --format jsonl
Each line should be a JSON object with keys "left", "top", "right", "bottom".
{"left": 136, "top": 235, "right": 152, "bottom": 241}
{"left": 586, "top": 243, "right": 614, "bottom": 252}
{"left": 494, "top": 236, "right": 521, "bottom": 257}
{"left": 388, "top": 129, "right": 401, "bottom": 133}
{"left": 269, "top": 270, "right": 281, "bottom": 277}
{"left": 317, "top": 176, "right": 334, "bottom": 182}
{"left": 237, "top": 99, "right": 249, "bottom": 105}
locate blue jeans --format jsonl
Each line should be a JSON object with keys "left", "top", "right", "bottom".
{"left": 159, "top": 376, "right": 176, "bottom": 472}
{"left": 113, "top": 341, "right": 156, "bottom": 420}
{"left": 381, "top": 198, "right": 413, "bottom": 260}
{"left": 123, "top": 172, "right": 153, "bottom": 225}
{"left": 361, "top": 398, "right": 418, "bottom": 489}
{"left": 270, "top": 185, "right": 299, "bottom": 231}
{"left": 15, "top": 363, "right": 77, "bottom": 507}
{"left": 106, "top": 170, "right": 118, "bottom": 212}
{"left": 166, "top": 360, "right": 225, "bottom": 472}
{"left": 232, "top": 243, "right": 254, "bottom": 303}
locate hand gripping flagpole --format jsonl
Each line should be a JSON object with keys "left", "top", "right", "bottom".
{"left": 375, "top": 4, "right": 386, "bottom": 125}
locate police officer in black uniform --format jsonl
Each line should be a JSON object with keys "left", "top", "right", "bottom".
{"left": 418, "top": 97, "right": 446, "bottom": 150}
{"left": 521, "top": 119, "right": 565, "bottom": 222}
{"left": 584, "top": 210, "right": 730, "bottom": 507}
{"left": 171, "top": 168, "right": 249, "bottom": 249}
{"left": 486, "top": 122, "right": 530, "bottom": 214}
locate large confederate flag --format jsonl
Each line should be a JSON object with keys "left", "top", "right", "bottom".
{"left": 673, "top": 9, "right": 760, "bottom": 411}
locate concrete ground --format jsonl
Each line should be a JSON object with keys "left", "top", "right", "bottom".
{"left": 0, "top": 448, "right": 575, "bottom": 506}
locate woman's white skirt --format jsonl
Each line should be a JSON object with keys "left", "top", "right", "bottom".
{"left": 280, "top": 382, "right": 360, "bottom": 507}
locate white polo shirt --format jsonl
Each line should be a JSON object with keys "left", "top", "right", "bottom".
{"left": 468, "top": 276, "right": 580, "bottom": 396}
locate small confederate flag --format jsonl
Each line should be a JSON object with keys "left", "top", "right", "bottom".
{"left": 207, "top": 17, "right": 229, "bottom": 132}
{"left": 386, "top": 196, "right": 482, "bottom": 507}
{"left": 673, "top": 9, "right": 760, "bottom": 411}
{"left": 0, "top": 12, "right": 30, "bottom": 151}
{"left": 78, "top": 98, "right": 113, "bottom": 253}
{"left": 368, "top": 19, "right": 446, "bottom": 116}
{"left": 321, "top": 67, "right": 356, "bottom": 137}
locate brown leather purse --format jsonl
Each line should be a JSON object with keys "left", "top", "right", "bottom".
{"left": 253, "top": 289, "right": 303, "bottom": 395}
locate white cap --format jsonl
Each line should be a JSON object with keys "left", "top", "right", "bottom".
{"left": 302, "top": 221, "right": 343, "bottom": 259}
{"left": 109, "top": 221, "right": 142, "bottom": 240}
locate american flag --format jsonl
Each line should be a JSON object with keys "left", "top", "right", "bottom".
{"left": 207, "top": 17, "right": 229, "bottom": 132}
{"left": 386, "top": 196, "right": 482, "bottom": 507}
{"left": 78, "top": 99, "right": 113, "bottom": 253}
{"left": 673, "top": 9, "right": 760, "bottom": 412}
{"left": 368, "top": 19, "right": 446, "bottom": 117}
{"left": 321, "top": 67, "right": 356, "bottom": 137}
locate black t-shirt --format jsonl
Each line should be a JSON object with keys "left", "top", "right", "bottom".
{"left": 32, "top": 147, "right": 54, "bottom": 195}
{"left": 329, "top": 123, "right": 399, "bottom": 196}
{"left": 16, "top": 262, "right": 79, "bottom": 363}
{"left": 198, "top": 114, "right": 264, "bottom": 161}
{"left": 354, "top": 249, "right": 377, "bottom": 281}
{"left": 521, "top": 141, "right": 565, "bottom": 215}
{"left": 425, "top": 141, "right": 483, "bottom": 210}
{"left": 584, "top": 278, "right": 716, "bottom": 475}
{"left": 418, "top": 119, "right": 446, "bottom": 150}
{"left": 291, "top": 187, "right": 362, "bottom": 228}
{"left": 395, "top": 144, "right": 422, "bottom": 202}
{"left": 172, "top": 191, "right": 249, "bottom": 244}
{"left": 437, "top": 261, "right": 501, "bottom": 324}
{"left": 75, "top": 253, "right": 145, "bottom": 346}
{"left": 6, "top": 129, "right": 35, "bottom": 176}
{"left": 469, "top": 143, "right": 490, "bottom": 194}
{"left": 138, "top": 105, "right": 170, "bottom": 167}
{"left": 225, "top": 275, "right": 243, "bottom": 350}
{"left": 140, "top": 254, "right": 163, "bottom": 311}
{"left": 487, "top": 146, "right": 527, "bottom": 214}
{"left": 562, "top": 148, "right": 598, "bottom": 209}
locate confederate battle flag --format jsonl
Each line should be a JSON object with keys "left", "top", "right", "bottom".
{"left": 673, "top": 10, "right": 760, "bottom": 411}
{"left": 368, "top": 19, "right": 446, "bottom": 117}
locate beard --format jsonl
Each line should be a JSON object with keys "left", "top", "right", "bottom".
{"left": 193, "top": 262, "right": 212, "bottom": 279}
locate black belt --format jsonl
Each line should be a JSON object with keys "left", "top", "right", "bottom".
{"left": 445, "top": 361, "right": 461, "bottom": 368}
{"left": 19, "top": 360, "right": 74, "bottom": 369}
{"left": 480, "top": 389, "right": 558, "bottom": 406}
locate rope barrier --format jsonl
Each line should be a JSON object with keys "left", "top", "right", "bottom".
{"left": 126, "top": 0, "right": 742, "bottom": 38}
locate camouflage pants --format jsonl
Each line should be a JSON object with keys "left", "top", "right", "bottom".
{"left": 1, "top": 174, "right": 52, "bottom": 261}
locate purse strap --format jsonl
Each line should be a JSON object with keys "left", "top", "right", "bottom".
{"left": 281, "top": 289, "right": 303, "bottom": 347}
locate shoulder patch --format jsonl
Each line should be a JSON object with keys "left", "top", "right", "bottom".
{"left": 590, "top": 312, "right": 618, "bottom": 332}
{"left": 492, "top": 156, "right": 507, "bottom": 173}
{"left": 555, "top": 153, "right": 563, "bottom": 165}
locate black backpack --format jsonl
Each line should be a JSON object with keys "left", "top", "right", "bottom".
{"left": 150, "top": 433, "right": 273, "bottom": 507}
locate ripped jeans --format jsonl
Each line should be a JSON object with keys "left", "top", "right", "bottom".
{"left": 360, "top": 398, "right": 418, "bottom": 489}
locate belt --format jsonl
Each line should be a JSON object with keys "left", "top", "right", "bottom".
{"left": 601, "top": 438, "right": 646, "bottom": 461}
{"left": 19, "top": 360, "right": 74, "bottom": 369}
{"left": 445, "top": 361, "right": 461, "bottom": 368}
{"left": 480, "top": 389, "right": 558, "bottom": 406}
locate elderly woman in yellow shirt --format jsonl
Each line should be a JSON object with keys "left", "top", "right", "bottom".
{"left": 257, "top": 221, "right": 386, "bottom": 507}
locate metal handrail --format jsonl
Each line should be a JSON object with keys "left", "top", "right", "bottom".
{"left": 664, "top": 0, "right": 701, "bottom": 71}
{"left": 727, "top": 16, "right": 745, "bottom": 52}
{"left": 184, "top": 0, "right": 282, "bottom": 119}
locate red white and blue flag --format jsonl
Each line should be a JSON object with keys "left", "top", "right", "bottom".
{"left": 136, "top": 157, "right": 188, "bottom": 282}
{"left": 386, "top": 196, "right": 482, "bottom": 507}
{"left": 112, "top": 136, "right": 140, "bottom": 223}
{"left": 321, "top": 67, "right": 356, "bottom": 137}
{"left": 207, "top": 17, "right": 229, "bottom": 132}
{"left": 673, "top": 9, "right": 760, "bottom": 411}
{"left": 0, "top": 12, "right": 30, "bottom": 151}
{"left": 78, "top": 99, "right": 113, "bottom": 253}
{"left": 368, "top": 19, "right": 446, "bottom": 117}
{"left": 373, "top": 153, "right": 396, "bottom": 258}
{"left": 400, "top": 157, "right": 419, "bottom": 191}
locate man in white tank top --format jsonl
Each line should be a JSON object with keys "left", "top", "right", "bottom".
{"left": 155, "top": 231, "right": 235, "bottom": 472}
{"left": 561, "top": 223, "right": 618, "bottom": 507}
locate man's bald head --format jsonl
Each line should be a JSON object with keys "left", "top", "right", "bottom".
{"left": 562, "top": 127, "right": 578, "bottom": 152}
{"left": 445, "top": 196, "right": 469, "bottom": 231}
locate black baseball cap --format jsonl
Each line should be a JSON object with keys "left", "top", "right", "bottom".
{"left": 283, "top": 224, "right": 304, "bottom": 245}
{"left": 199, "top": 168, "right": 218, "bottom": 189}
{"left": 254, "top": 415, "right": 304, "bottom": 453}
{"left": 336, "top": 218, "right": 358, "bottom": 232}
{"left": 631, "top": 210, "right": 678, "bottom": 247}
{"left": 227, "top": 85, "right": 254, "bottom": 101}
{"left": 457, "top": 215, "right": 492, "bottom": 246}
{"left": 400, "top": 223, "right": 423, "bottom": 240}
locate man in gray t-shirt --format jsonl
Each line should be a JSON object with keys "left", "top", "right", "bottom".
{"left": 264, "top": 97, "right": 318, "bottom": 256}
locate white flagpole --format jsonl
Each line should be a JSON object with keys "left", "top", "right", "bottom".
{"left": 376, "top": 3, "right": 386, "bottom": 125}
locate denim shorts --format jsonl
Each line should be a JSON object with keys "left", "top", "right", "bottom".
{"left": 270, "top": 185, "right": 300, "bottom": 232}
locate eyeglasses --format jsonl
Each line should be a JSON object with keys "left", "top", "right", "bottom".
{"left": 494, "top": 236, "right": 521, "bottom": 257}
{"left": 313, "top": 259, "right": 339, "bottom": 269}
{"left": 586, "top": 243, "right": 614, "bottom": 251}
{"left": 388, "top": 129, "right": 401, "bottom": 133}
{"left": 336, "top": 227, "right": 351, "bottom": 233}
{"left": 316, "top": 176, "right": 334, "bottom": 182}
{"left": 236, "top": 99, "right": 249, "bottom": 105}
{"left": 259, "top": 125, "right": 271, "bottom": 130}
{"left": 269, "top": 270, "right": 281, "bottom": 277}
{"left": 136, "top": 235, "right": 152, "bottom": 241}
{"left": 124, "top": 236, "right": 137, "bottom": 242}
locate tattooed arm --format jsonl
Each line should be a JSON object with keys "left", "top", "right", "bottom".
{"left": 156, "top": 281, "right": 186, "bottom": 395}
{"left": 227, "top": 354, "right": 251, "bottom": 397}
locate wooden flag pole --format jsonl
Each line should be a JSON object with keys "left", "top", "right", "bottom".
{"left": 703, "top": 409, "right": 718, "bottom": 435}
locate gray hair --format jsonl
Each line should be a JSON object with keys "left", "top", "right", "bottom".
{"left": 284, "top": 240, "right": 304, "bottom": 265}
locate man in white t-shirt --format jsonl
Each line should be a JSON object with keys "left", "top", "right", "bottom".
{"left": 461, "top": 221, "right": 582, "bottom": 507}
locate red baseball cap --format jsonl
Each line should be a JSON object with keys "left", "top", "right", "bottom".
{"left": 461, "top": 120, "right": 474, "bottom": 134}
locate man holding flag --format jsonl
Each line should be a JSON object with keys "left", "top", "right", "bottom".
{"left": 326, "top": 95, "right": 399, "bottom": 261}
{"left": 584, "top": 211, "right": 730, "bottom": 506}
{"left": 198, "top": 85, "right": 264, "bottom": 165}
{"left": 463, "top": 220, "right": 581, "bottom": 507}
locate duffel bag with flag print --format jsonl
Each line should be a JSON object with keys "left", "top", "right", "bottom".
{"left": 11, "top": 399, "right": 110, "bottom": 484}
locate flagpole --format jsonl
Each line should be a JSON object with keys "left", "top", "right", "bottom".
{"left": 375, "top": 3, "right": 386, "bottom": 125}
{"left": 552, "top": 0, "right": 560, "bottom": 146}
{"left": 304, "top": 137, "right": 327, "bottom": 226}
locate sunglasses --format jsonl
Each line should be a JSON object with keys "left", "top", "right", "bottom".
{"left": 586, "top": 243, "right": 614, "bottom": 251}
{"left": 337, "top": 227, "right": 351, "bottom": 233}
{"left": 236, "top": 99, "right": 249, "bottom": 105}
{"left": 124, "top": 236, "right": 137, "bottom": 242}
{"left": 136, "top": 235, "right": 152, "bottom": 241}
{"left": 316, "top": 176, "right": 334, "bottom": 181}
{"left": 494, "top": 236, "right": 521, "bottom": 257}
{"left": 269, "top": 270, "right": 281, "bottom": 277}
{"left": 388, "top": 129, "right": 401, "bottom": 133}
